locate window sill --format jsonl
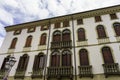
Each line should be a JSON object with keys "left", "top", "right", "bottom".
{"left": 38, "top": 45, "right": 46, "bottom": 50}
{"left": 8, "top": 48, "right": 15, "bottom": 53}
{"left": 23, "top": 47, "right": 31, "bottom": 52}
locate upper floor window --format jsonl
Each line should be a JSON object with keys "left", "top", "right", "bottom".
{"left": 40, "top": 33, "right": 47, "bottom": 45}
{"left": 62, "top": 29, "right": 71, "bottom": 41}
{"left": 113, "top": 22, "right": 120, "bottom": 36}
{"left": 110, "top": 13, "right": 118, "bottom": 20}
{"left": 27, "top": 27, "right": 35, "bottom": 33}
{"left": 53, "top": 30, "right": 61, "bottom": 42}
{"left": 41, "top": 25, "right": 49, "bottom": 31}
{"left": 63, "top": 20, "right": 69, "bottom": 27}
{"left": 9, "top": 38, "right": 18, "bottom": 49}
{"left": 25, "top": 35, "right": 32, "bottom": 47}
{"left": 14, "top": 29, "right": 21, "bottom": 35}
{"left": 17, "top": 54, "right": 29, "bottom": 70}
{"left": 50, "top": 50, "right": 72, "bottom": 67}
{"left": 77, "top": 19, "right": 83, "bottom": 25}
{"left": 0, "top": 55, "right": 10, "bottom": 70}
{"left": 33, "top": 53, "right": 45, "bottom": 70}
{"left": 62, "top": 50, "right": 71, "bottom": 66}
{"left": 102, "top": 47, "right": 114, "bottom": 64}
{"left": 78, "top": 28, "right": 86, "bottom": 41}
{"left": 54, "top": 22, "right": 60, "bottom": 28}
{"left": 95, "top": 16, "right": 102, "bottom": 22}
{"left": 51, "top": 51, "right": 60, "bottom": 67}
{"left": 79, "top": 49, "right": 89, "bottom": 66}
{"left": 96, "top": 25, "right": 107, "bottom": 38}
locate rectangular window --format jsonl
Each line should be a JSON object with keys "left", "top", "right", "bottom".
{"left": 27, "top": 27, "right": 35, "bottom": 33}
{"left": 110, "top": 13, "right": 118, "bottom": 20}
{"left": 95, "top": 16, "right": 102, "bottom": 22}
{"left": 41, "top": 25, "right": 49, "bottom": 31}
{"left": 77, "top": 19, "right": 83, "bottom": 25}
{"left": 14, "top": 29, "right": 21, "bottom": 35}
{"left": 63, "top": 20, "right": 69, "bottom": 27}
{"left": 54, "top": 22, "right": 60, "bottom": 28}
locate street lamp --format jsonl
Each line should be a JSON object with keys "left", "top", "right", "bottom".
{"left": 3, "top": 56, "right": 16, "bottom": 80}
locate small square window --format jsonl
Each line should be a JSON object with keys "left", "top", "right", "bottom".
{"left": 110, "top": 13, "right": 118, "bottom": 20}
{"left": 63, "top": 20, "right": 69, "bottom": 27}
{"left": 54, "top": 22, "right": 60, "bottom": 28}
{"left": 14, "top": 29, "right": 21, "bottom": 35}
{"left": 41, "top": 25, "right": 49, "bottom": 31}
{"left": 95, "top": 16, "right": 102, "bottom": 22}
{"left": 77, "top": 19, "right": 83, "bottom": 25}
{"left": 27, "top": 27, "right": 35, "bottom": 33}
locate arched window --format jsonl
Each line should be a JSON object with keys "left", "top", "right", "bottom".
{"left": 62, "top": 29, "right": 71, "bottom": 41}
{"left": 78, "top": 28, "right": 86, "bottom": 41}
{"left": 10, "top": 38, "right": 18, "bottom": 49}
{"left": 96, "top": 25, "right": 107, "bottom": 38}
{"left": 79, "top": 49, "right": 89, "bottom": 66}
{"left": 53, "top": 30, "right": 61, "bottom": 42}
{"left": 102, "top": 47, "right": 114, "bottom": 64}
{"left": 62, "top": 50, "right": 71, "bottom": 66}
{"left": 25, "top": 35, "right": 32, "bottom": 47}
{"left": 51, "top": 51, "right": 60, "bottom": 67}
{"left": 17, "top": 54, "right": 29, "bottom": 70}
{"left": 0, "top": 56, "right": 10, "bottom": 70}
{"left": 113, "top": 22, "right": 120, "bottom": 36}
{"left": 33, "top": 53, "right": 45, "bottom": 70}
{"left": 40, "top": 33, "right": 47, "bottom": 45}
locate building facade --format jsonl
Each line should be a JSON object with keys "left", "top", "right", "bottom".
{"left": 0, "top": 5, "right": 120, "bottom": 80}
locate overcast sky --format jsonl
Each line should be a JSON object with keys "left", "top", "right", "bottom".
{"left": 0, "top": 0, "right": 120, "bottom": 47}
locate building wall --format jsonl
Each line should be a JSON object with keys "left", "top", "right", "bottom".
{"left": 0, "top": 6, "right": 120, "bottom": 80}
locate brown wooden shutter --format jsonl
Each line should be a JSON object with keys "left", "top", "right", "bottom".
{"left": 113, "top": 23, "right": 120, "bottom": 36}
{"left": 25, "top": 36, "right": 32, "bottom": 47}
{"left": 1, "top": 58, "right": 9, "bottom": 70}
{"left": 55, "top": 22, "right": 60, "bottom": 28}
{"left": 67, "top": 54, "right": 71, "bottom": 66}
{"left": 24, "top": 56, "right": 29, "bottom": 70}
{"left": 79, "top": 49, "right": 89, "bottom": 66}
{"left": 40, "top": 34, "right": 46, "bottom": 45}
{"left": 77, "top": 19, "right": 83, "bottom": 25}
{"left": 102, "top": 47, "right": 114, "bottom": 64}
{"left": 95, "top": 16, "right": 102, "bottom": 22}
{"left": 17, "top": 56, "right": 23, "bottom": 70}
{"left": 33, "top": 55, "right": 38, "bottom": 70}
{"left": 97, "top": 25, "right": 107, "bottom": 38}
{"left": 63, "top": 20, "right": 69, "bottom": 27}
{"left": 78, "top": 28, "right": 85, "bottom": 41}
{"left": 110, "top": 13, "right": 117, "bottom": 19}
{"left": 10, "top": 38, "right": 17, "bottom": 49}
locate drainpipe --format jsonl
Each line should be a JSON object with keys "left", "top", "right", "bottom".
{"left": 71, "top": 15, "right": 77, "bottom": 80}
{"left": 44, "top": 20, "right": 51, "bottom": 80}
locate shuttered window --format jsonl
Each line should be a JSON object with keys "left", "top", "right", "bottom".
{"left": 102, "top": 47, "right": 114, "bottom": 64}
{"left": 1, "top": 56, "right": 10, "bottom": 70}
{"left": 77, "top": 19, "right": 83, "bottom": 25}
{"left": 54, "top": 22, "right": 60, "bottom": 28}
{"left": 53, "top": 31, "right": 61, "bottom": 42}
{"left": 110, "top": 13, "right": 118, "bottom": 20}
{"left": 10, "top": 38, "right": 18, "bottom": 49}
{"left": 78, "top": 28, "right": 86, "bottom": 41}
{"left": 62, "top": 29, "right": 71, "bottom": 41}
{"left": 95, "top": 16, "right": 102, "bottom": 22}
{"left": 25, "top": 36, "right": 32, "bottom": 47}
{"left": 113, "top": 22, "right": 120, "bottom": 36}
{"left": 79, "top": 49, "right": 89, "bottom": 66}
{"left": 17, "top": 54, "right": 29, "bottom": 70}
{"left": 40, "top": 33, "right": 47, "bottom": 45}
{"left": 96, "top": 25, "right": 107, "bottom": 38}
{"left": 63, "top": 20, "right": 69, "bottom": 27}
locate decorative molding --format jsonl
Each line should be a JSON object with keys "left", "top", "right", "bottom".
{"left": 5, "top": 5, "right": 120, "bottom": 32}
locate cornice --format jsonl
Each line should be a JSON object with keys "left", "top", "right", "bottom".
{"left": 5, "top": 5, "right": 120, "bottom": 32}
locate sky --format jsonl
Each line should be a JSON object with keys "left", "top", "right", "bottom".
{"left": 0, "top": 0, "right": 120, "bottom": 47}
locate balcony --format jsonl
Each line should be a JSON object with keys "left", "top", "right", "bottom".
{"left": 47, "top": 66, "right": 73, "bottom": 79}
{"left": 98, "top": 37, "right": 110, "bottom": 44}
{"left": 31, "top": 68, "right": 43, "bottom": 78}
{"left": 0, "top": 69, "right": 5, "bottom": 79}
{"left": 78, "top": 65, "right": 93, "bottom": 78}
{"left": 51, "top": 40, "right": 72, "bottom": 49}
{"left": 102, "top": 63, "right": 120, "bottom": 78}
{"left": 14, "top": 70, "right": 25, "bottom": 79}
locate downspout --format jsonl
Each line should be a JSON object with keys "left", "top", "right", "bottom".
{"left": 44, "top": 20, "right": 51, "bottom": 80}
{"left": 71, "top": 15, "right": 77, "bottom": 80}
